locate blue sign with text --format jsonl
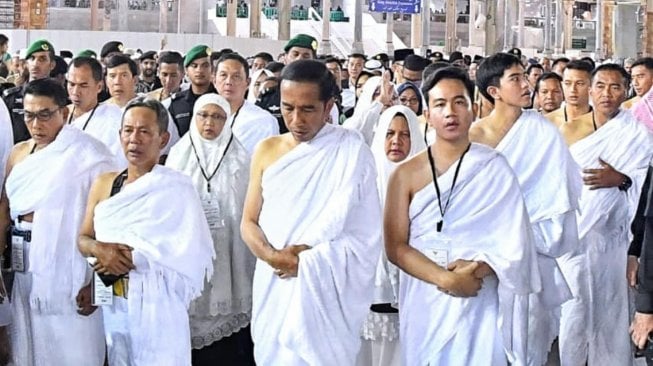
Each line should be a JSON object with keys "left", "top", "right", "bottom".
{"left": 369, "top": 0, "right": 420, "bottom": 14}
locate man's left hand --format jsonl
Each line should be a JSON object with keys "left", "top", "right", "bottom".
{"left": 631, "top": 312, "right": 653, "bottom": 349}
{"left": 583, "top": 158, "right": 624, "bottom": 190}
{"left": 75, "top": 283, "right": 98, "bottom": 316}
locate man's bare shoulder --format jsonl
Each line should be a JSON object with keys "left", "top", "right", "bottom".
{"left": 469, "top": 118, "right": 491, "bottom": 143}
{"left": 90, "top": 171, "right": 123, "bottom": 202}
{"left": 8, "top": 140, "right": 33, "bottom": 167}
{"left": 560, "top": 112, "right": 594, "bottom": 146}
{"left": 392, "top": 150, "right": 432, "bottom": 195}
{"left": 253, "top": 134, "right": 295, "bottom": 170}
{"left": 545, "top": 108, "right": 564, "bottom": 127}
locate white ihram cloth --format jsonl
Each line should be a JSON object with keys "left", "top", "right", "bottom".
{"left": 400, "top": 143, "right": 540, "bottom": 366}
{"left": 343, "top": 76, "right": 385, "bottom": 145}
{"left": 252, "top": 123, "right": 382, "bottom": 365}
{"left": 489, "top": 110, "right": 581, "bottom": 366}
{"left": 166, "top": 94, "right": 255, "bottom": 348}
{"left": 230, "top": 100, "right": 279, "bottom": 155}
{"left": 356, "top": 106, "right": 426, "bottom": 366}
{"left": 70, "top": 103, "right": 127, "bottom": 168}
{"left": 6, "top": 126, "right": 116, "bottom": 365}
{"left": 558, "top": 109, "right": 653, "bottom": 366}
{"left": 0, "top": 98, "right": 11, "bottom": 327}
{"left": 93, "top": 165, "right": 215, "bottom": 365}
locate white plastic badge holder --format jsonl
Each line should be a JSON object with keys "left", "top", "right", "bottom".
{"left": 201, "top": 196, "right": 225, "bottom": 230}
{"left": 11, "top": 235, "right": 25, "bottom": 272}
{"left": 424, "top": 236, "right": 452, "bottom": 268}
{"left": 92, "top": 272, "right": 113, "bottom": 306}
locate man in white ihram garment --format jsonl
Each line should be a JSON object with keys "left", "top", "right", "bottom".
{"left": 241, "top": 60, "right": 382, "bottom": 365}
{"left": 1, "top": 78, "right": 115, "bottom": 365}
{"left": 471, "top": 53, "right": 581, "bottom": 366}
{"left": 558, "top": 64, "right": 653, "bottom": 366}
{"left": 385, "top": 66, "right": 540, "bottom": 366}
{"left": 166, "top": 93, "right": 256, "bottom": 364}
{"left": 356, "top": 105, "right": 425, "bottom": 366}
{"left": 78, "top": 97, "right": 215, "bottom": 365}
{"left": 66, "top": 56, "right": 126, "bottom": 167}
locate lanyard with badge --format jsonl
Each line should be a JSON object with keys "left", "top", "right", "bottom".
{"left": 190, "top": 133, "right": 233, "bottom": 230}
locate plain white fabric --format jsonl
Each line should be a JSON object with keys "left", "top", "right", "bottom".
{"left": 70, "top": 103, "right": 127, "bottom": 168}
{"left": 251, "top": 124, "right": 382, "bottom": 366}
{"left": 230, "top": 101, "right": 279, "bottom": 155}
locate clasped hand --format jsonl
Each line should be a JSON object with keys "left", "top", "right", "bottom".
{"left": 268, "top": 244, "right": 311, "bottom": 279}
{"left": 437, "top": 259, "right": 493, "bottom": 298}
{"left": 93, "top": 242, "right": 134, "bottom": 276}
{"left": 583, "top": 158, "right": 624, "bottom": 190}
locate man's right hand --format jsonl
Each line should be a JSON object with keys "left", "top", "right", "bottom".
{"left": 268, "top": 244, "right": 311, "bottom": 279}
{"left": 92, "top": 242, "right": 134, "bottom": 276}
{"left": 439, "top": 261, "right": 482, "bottom": 297}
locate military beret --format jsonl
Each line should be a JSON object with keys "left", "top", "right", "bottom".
{"left": 393, "top": 48, "right": 414, "bottom": 62}
{"left": 184, "top": 45, "right": 212, "bottom": 67}
{"left": 60, "top": 50, "right": 73, "bottom": 59}
{"left": 100, "top": 41, "right": 124, "bottom": 58}
{"left": 508, "top": 47, "right": 522, "bottom": 58}
{"left": 284, "top": 34, "right": 318, "bottom": 53}
{"left": 449, "top": 51, "right": 464, "bottom": 63}
{"left": 25, "top": 39, "right": 54, "bottom": 59}
{"left": 77, "top": 49, "right": 97, "bottom": 58}
{"left": 430, "top": 51, "right": 444, "bottom": 62}
{"left": 139, "top": 50, "right": 157, "bottom": 62}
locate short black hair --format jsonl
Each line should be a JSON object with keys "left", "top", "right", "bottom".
{"left": 421, "top": 66, "right": 475, "bottom": 105}
{"left": 324, "top": 57, "right": 341, "bottom": 68}
{"left": 534, "top": 72, "right": 562, "bottom": 95}
{"left": 25, "top": 78, "right": 68, "bottom": 107}
{"left": 476, "top": 53, "right": 522, "bottom": 104}
{"left": 123, "top": 96, "right": 169, "bottom": 134}
{"left": 0, "top": 34, "right": 8, "bottom": 46}
{"left": 631, "top": 57, "right": 653, "bottom": 72}
{"left": 579, "top": 57, "right": 596, "bottom": 70}
{"left": 526, "top": 63, "right": 544, "bottom": 75}
{"left": 265, "top": 61, "right": 285, "bottom": 74}
{"left": 216, "top": 52, "right": 250, "bottom": 79}
{"left": 564, "top": 59, "right": 594, "bottom": 76}
{"left": 591, "top": 63, "right": 630, "bottom": 87}
{"left": 70, "top": 56, "right": 104, "bottom": 82}
{"left": 348, "top": 53, "right": 366, "bottom": 61}
{"left": 423, "top": 61, "right": 451, "bottom": 82}
{"left": 106, "top": 54, "right": 138, "bottom": 77}
{"left": 254, "top": 52, "right": 274, "bottom": 63}
{"left": 50, "top": 56, "right": 68, "bottom": 77}
{"left": 552, "top": 57, "right": 570, "bottom": 69}
{"left": 158, "top": 51, "right": 183, "bottom": 69}
{"left": 280, "top": 59, "right": 336, "bottom": 102}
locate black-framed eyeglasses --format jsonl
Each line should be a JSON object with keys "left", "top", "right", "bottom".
{"left": 23, "top": 108, "right": 61, "bottom": 123}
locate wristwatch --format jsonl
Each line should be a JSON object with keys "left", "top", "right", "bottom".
{"left": 619, "top": 175, "right": 633, "bottom": 192}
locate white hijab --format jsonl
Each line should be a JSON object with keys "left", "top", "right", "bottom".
{"left": 247, "top": 69, "right": 274, "bottom": 103}
{"left": 166, "top": 93, "right": 255, "bottom": 328}
{"left": 370, "top": 105, "right": 426, "bottom": 203}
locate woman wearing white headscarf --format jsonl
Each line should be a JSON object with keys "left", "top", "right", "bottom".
{"left": 166, "top": 93, "right": 256, "bottom": 365}
{"left": 246, "top": 68, "right": 274, "bottom": 103}
{"left": 343, "top": 72, "right": 397, "bottom": 145}
{"left": 356, "top": 105, "right": 426, "bottom": 366}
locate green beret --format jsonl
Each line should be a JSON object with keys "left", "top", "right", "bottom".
{"left": 77, "top": 49, "right": 97, "bottom": 58}
{"left": 284, "top": 34, "right": 318, "bottom": 53}
{"left": 26, "top": 39, "right": 54, "bottom": 59}
{"left": 184, "top": 45, "right": 212, "bottom": 67}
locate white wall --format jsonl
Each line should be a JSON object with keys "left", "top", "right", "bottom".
{"left": 1, "top": 29, "right": 287, "bottom": 57}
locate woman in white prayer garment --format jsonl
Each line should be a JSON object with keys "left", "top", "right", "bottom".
{"left": 166, "top": 93, "right": 256, "bottom": 365}
{"left": 356, "top": 105, "right": 426, "bottom": 366}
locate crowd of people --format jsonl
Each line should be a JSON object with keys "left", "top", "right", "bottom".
{"left": 0, "top": 31, "right": 650, "bottom": 366}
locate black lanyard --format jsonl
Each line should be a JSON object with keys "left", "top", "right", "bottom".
{"left": 427, "top": 143, "right": 471, "bottom": 232}
{"left": 189, "top": 133, "right": 234, "bottom": 193}
{"left": 29, "top": 143, "right": 37, "bottom": 154}
{"left": 229, "top": 105, "right": 243, "bottom": 128}
{"left": 67, "top": 104, "right": 99, "bottom": 131}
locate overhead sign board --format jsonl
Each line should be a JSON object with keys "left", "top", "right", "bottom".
{"left": 369, "top": 0, "right": 420, "bottom": 14}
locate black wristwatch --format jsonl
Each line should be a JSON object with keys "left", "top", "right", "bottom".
{"left": 619, "top": 175, "right": 633, "bottom": 192}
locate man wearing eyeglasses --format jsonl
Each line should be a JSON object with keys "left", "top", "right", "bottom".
{"left": 3, "top": 39, "right": 56, "bottom": 144}
{"left": 0, "top": 78, "right": 117, "bottom": 365}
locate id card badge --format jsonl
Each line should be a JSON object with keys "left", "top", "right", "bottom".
{"left": 424, "top": 237, "right": 452, "bottom": 268}
{"left": 11, "top": 235, "right": 25, "bottom": 272}
{"left": 92, "top": 272, "right": 113, "bottom": 306}
{"left": 201, "top": 196, "right": 225, "bottom": 230}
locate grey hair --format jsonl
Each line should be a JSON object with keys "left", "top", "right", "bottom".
{"left": 122, "top": 96, "right": 169, "bottom": 134}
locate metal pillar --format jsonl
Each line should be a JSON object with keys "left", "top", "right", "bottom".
{"left": 319, "top": 0, "right": 332, "bottom": 55}
{"left": 444, "top": 0, "right": 456, "bottom": 53}
{"left": 352, "top": 0, "right": 364, "bottom": 53}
